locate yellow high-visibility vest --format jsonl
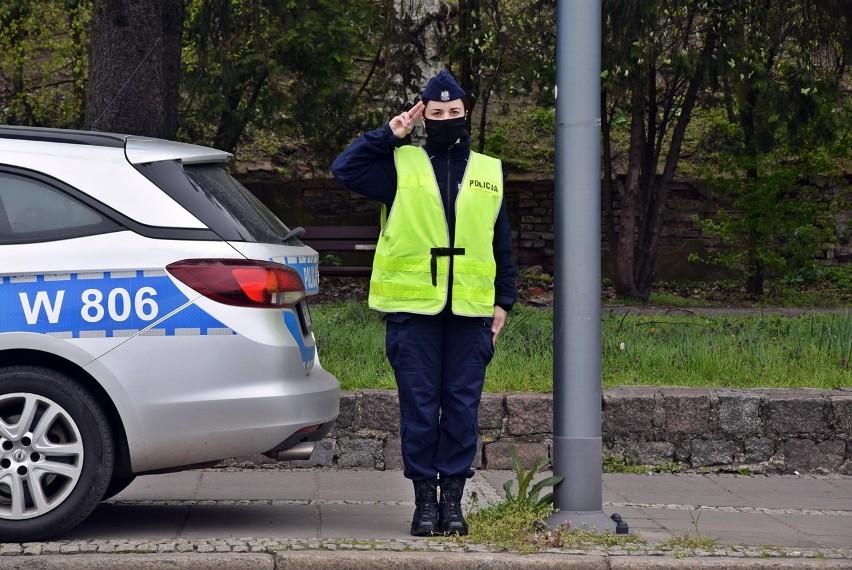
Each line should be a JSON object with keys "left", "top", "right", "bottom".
{"left": 368, "top": 145, "right": 503, "bottom": 317}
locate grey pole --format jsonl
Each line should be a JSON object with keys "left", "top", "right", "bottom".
{"left": 546, "top": 0, "right": 615, "bottom": 532}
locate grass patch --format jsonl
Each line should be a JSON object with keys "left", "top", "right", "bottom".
{"left": 311, "top": 302, "right": 396, "bottom": 391}
{"left": 312, "top": 303, "right": 852, "bottom": 392}
{"left": 604, "top": 310, "right": 852, "bottom": 390}
{"left": 445, "top": 499, "right": 647, "bottom": 553}
{"left": 456, "top": 501, "right": 553, "bottom": 553}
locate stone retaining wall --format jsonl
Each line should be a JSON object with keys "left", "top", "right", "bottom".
{"left": 241, "top": 388, "right": 852, "bottom": 475}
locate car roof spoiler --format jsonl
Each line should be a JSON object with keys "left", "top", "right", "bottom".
{"left": 0, "top": 125, "right": 232, "bottom": 165}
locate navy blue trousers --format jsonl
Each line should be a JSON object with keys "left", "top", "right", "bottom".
{"left": 385, "top": 311, "right": 495, "bottom": 481}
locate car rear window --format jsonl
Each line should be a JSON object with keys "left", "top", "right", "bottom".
{"left": 135, "top": 160, "right": 294, "bottom": 244}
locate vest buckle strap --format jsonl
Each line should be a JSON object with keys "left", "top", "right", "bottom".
{"left": 429, "top": 247, "right": 466, "bottom": 286}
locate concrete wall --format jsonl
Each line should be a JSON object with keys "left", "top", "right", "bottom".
{"left": 231, "top": 388, "right": 852, "bottom": 475}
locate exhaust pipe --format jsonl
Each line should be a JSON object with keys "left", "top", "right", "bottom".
{"left": 264, "top": 441, "right": 316, "bottom": 461}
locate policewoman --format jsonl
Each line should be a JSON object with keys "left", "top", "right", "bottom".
{"left": 331, "top": 70, "right": 517, "bottom": 536}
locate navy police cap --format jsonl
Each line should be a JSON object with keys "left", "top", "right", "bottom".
{"left": 422, "top": 70, "right": 465, "bottom": 102}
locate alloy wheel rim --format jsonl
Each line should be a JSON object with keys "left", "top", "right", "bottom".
{"left": 0, "top": 393, "right": 84, "bottom": 520}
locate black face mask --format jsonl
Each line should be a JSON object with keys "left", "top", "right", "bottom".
{"left": 424, "top": 116, "right": 466, "bottom": 147}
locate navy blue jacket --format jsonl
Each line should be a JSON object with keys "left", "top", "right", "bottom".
{"left": 331, "top": 124, "right": 517, "bottom": 312}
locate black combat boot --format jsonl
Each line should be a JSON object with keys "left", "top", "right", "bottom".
{"left": 439, "top": 477, "right": 468, "bottom": 536}
{"left": 410, "top": 478, "right": 439, "bottom": 536}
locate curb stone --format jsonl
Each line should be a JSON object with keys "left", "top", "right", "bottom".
{"left": 4, "top": 550, "right": 852, "bottom": 570}
{"left": 2, "top": 539, "right": 851, "bottom": 566}
{"left": 4, "top": 552, "right": 274, "bottom": 569}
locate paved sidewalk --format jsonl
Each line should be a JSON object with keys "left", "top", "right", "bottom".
{"left": 3, "top": 469, "right": 851, "bottom": 569}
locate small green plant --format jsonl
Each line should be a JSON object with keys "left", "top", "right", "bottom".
{"left": 603, "top": 453, "right": 648, "bottom": 474}
{"left": 690, "top": 510, "right": 704, "bottom": 538}
{"left": 320, "top": 253, "right": 343, "bottom": 267}
{"left": 448, "top": 447, "right": 649, "bottom": 553}
{"left": 502, "top": 446, "right": 563, "bottom": 509}
{"left": 658, "top": 509, "right": 718, "bottom": 554}
{"left": 653, "top": 460, "right": 684, "bottom": 474}
{"left": 603, "top": 454, "right": 684, "bottom": 474}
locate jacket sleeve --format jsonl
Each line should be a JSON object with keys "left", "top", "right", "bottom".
{"left": 493, "top": 198, "right": 518, "bottom": 312}
{"left": 331, "top": 124, "right": 401, "bottom": 206}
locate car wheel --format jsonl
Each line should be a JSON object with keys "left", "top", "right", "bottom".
{"left": 101, "top": 475, "right": 136, "bottom": 501}
{"left": 0, "top": 366, "right": 114, "bottom": 541}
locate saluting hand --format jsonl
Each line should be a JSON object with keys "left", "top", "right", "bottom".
{"left": 389, "top": 101, "right": 425, "bottom": 139}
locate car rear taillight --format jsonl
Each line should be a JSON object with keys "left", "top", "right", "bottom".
{"left": 166, "top": 259, "right": 305, "bottom": 308}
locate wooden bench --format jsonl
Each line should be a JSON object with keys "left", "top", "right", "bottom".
{"left": 300, "top": 225, "right": 379, "bottom": 276}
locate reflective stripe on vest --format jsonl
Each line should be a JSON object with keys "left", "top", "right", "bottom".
{"left": 368, "top": 145, "right": 503, "bottom": 317}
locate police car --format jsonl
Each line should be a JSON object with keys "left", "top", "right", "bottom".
{"left": 0, "top": 125, "right": 340, "bottom": 541}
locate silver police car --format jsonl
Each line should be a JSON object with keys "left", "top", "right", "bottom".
{"left": 0, "top": 126, "right": 340, "bottom": 540}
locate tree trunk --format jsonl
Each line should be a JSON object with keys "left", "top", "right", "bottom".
{"left": 737, "top": 74, "right": 764, "bottom": 298}
{"left": 746, "top": 268, "right": 765, "bottom": 299}
{"left": 612, "top": 86, "right": 646, "bottom": 299}
{"left": 86, "top": 0, "right": 184, "bottom": 138}
{"left": 387, "top": 0, "right": 447, "bottom": 114}
{"left": 212, "top": 70, "right": 269, "bottom": 155}
{"left": 457, "top": 0, "right": 479, "bottom": 106}
{"left": 634, "top": 32, "right": 718, "bottom": 299}
{"left": 601, "top": 91, "right": 619, "bottom": 272}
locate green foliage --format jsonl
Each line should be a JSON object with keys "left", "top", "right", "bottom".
{"left": 501, "top": 446, "right": 562, "bottom": 509}
{"left": 482, "top": 106, "right": 555, "bottom": 171}
{"left": 696, "top": 1, "right": 851, "bottom": 298}
{"left": 180, "top": 0, "right": 379, "bottom": 156}
{"left": 444, "top": 0, "right": 556, "bottom": 154}
{"left": 319, "top": 254, "right": 343, "bottom": 268}
{"left": 691, "top": 109, "right": 848, "bottom": 297}
{"left": 816, "top": 266, "right": 852, "bottom": 291}
{"left": 713, "top": 2, "right": 850, "bottom": 154}
{"left": 693, "top": 151, "right": 836, "bottom": 285}
{"left": 0, "top": 0, "right": 90, "bottom": 127}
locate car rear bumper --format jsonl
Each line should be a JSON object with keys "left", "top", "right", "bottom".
{"left": 86, "top": 334, "right": 340, "bottom": 473}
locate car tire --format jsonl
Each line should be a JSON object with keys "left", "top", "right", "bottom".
{"left": 101, "top": 475, "right": 136, "bottom": 501}
{"left": 0, "top": 366, "right": 114, "bottom": 541}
